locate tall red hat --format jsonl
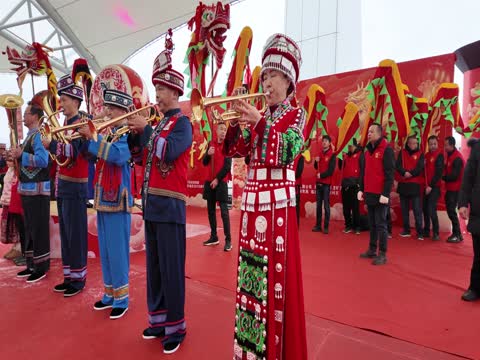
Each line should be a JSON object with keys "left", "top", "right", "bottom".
{"left": 151, "top": 29, "right": 184, "bottom": 96}
{"left": 260, "top": 33, "right": 302, "bottom": 88}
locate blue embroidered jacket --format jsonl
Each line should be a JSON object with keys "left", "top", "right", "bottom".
{"left": 87, "top": 131, "right": 133, "bottom": 213}
{"left": 18, "top": 128, "right": 51, "bottom": 196}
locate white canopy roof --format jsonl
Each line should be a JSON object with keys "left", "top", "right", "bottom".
{"left": 0, "top": 0, "right": 236, "bottom": 75}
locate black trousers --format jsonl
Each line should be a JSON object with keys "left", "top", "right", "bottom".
{"left": 21, "top": 195, "right": 50, "bottom": 274}
{"left": 445, "top": 191, "right": 460, "bottom": 236}
{"left": 57, "top": 197, "right": 88, "bottom": 289}
{"left": 315, "top": 184, "right": 331, "bottom": 229}
{"left": 367, "top": 204, "right": 389, "bottom": 253}
{"left": 341, "top": 185, "right": 360, "bottom": 229}
{"left": 207, "top": 197, "right": 231, "bottom": 243}
{"left": 400, "top": 195, "right": 423, "bottom": 234}
{"left": 423, "top": 186, "right": 440, "bottom": 236}
{"left": 386, "top": 209, "right": 392, "bottom": 234}
{"left": 470, "top": 233, "right": 480, "bottom": 294}
{"left": 145, "top": 221, "right": 186, "bottom": 345}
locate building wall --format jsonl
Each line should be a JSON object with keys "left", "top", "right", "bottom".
{"left": 284, "top": 0, "right": 363, "bottom": 80}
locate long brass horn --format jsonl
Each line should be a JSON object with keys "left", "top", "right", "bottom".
{"left": 69, "top": 104, "right": 159, "bottom": 142}
{"left": 0, "top": 94, "right": 24, "bottom": 174}
{"left": 0, "top": 94, "right": 24, "bottom": 147}
{"left": 44, "top": 116, "right": 105, "bottom": 142}
{"left": 39, "top": 92, "right": 72, "bottom": 167}
{"left": 190, "top": 88, "right": 268, "bottom": 122}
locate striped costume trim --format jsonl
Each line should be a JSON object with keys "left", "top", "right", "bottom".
{"left": 147, "top": 188, "right": 186, "bottom": 202}
{"left": 70, "top": 266, "right": 87, "bottom": 281}
{"left": 150, "top": 318, "right": 185, "bottom": 327}
{"left": 33, "top": 252, "right": 50, "bottom": 264}
{"left": 96, "top": 141, "right": 106, "bottom": 159}
{"left": 94, "top": 188, "right": 133, "bottom": 213}
{"left": 103, "top": 142, "right": 112, "bottom": 160}
{"left": 63, "top": 265, "right": 70, "bottom": 278}
{"left": 104, "top": 285, "right": 113, "bottom": 296}
{"left": 113, "top": 284, "right": 129, "bottom": 300}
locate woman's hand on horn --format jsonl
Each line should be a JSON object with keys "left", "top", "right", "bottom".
{"left": 233, "top": 100, "right": 262, "bottom": 125}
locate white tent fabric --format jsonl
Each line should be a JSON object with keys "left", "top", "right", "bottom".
{"left": 0, "top": 0, "right": 236, "bottom": 74}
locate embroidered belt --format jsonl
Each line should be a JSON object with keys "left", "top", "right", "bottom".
{"left": 58, "top": 174, "right": 88, "bottom": 183}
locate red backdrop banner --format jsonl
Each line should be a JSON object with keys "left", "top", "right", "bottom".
{"left": 178, "top": 54, "right": 456, "bottom": 224}
{"left": 295, "top": 54, "right": 455, "bottom": 224}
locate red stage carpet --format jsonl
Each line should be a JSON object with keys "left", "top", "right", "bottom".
{"left": 0, "top": 207, "right": 477, "bottom": 359}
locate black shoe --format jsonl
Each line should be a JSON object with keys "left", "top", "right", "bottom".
{"left": 432, "top": 234, "right": 440, "bottom": 241}
{"left": 399, "top": 231, "right": 411, "bottom": 237}
{"left": 26, "top": 272, "right": 46, "bottom": 283}
{"left": 360, "top": 250, "right": 376, "bottom": 259}
{"left": 461, "top": 289, "right": 480, "bottom": 302}
{"left": 93, "top": 300, "right": 112, "bottom": 311}
{"left": 355, "top": 228, "right": 361, "bottom": 235}
{"left": 446, "top": 235, "right": 463, "bottom": 243}
{"left": 312, "top": 225, "right": 322, "bottom": 232}
{"left": 163, "top": 341, "right": 181, "bottom": 354}
{"left": 323, "top": 228, "right": 329, "bottom": 234}
{"left": 343, "top": 227, "right": 352, "bottom": 234}
{"left": 224, "top": 243, "right": 232, "bottom": 252}
{"left": 17, "top": 268, "right": 33, "bottom": 278}
{"left": 64, "top": 285, "right": 82, "bottom": 297}
{"left": 142, "top": 327, "right": 165, "bottom": 340}
{"left": 372, "top": 253, "right": 387, "bottom": 265}
{"left": 110, "top": 307, "right": 128, "bottom": 319}
{"left": 53, "top": 282, "right": 69, "bottom": 293}
{"left": 417, "top": 234, "right": 424, "bottom": 241}
{"left": 203, "top": 237, "right": 219, "bottom": 246}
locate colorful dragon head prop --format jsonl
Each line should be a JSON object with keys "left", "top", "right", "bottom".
{"left": 2, "top": 42, "right": 56, "bottom": 94}
{"left": 186, "top": 1, "right": 230, "bottom": 95}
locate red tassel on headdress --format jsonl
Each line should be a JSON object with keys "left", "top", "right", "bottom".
{"left": 72, "top": 58, "right": 93, "bottom": 113}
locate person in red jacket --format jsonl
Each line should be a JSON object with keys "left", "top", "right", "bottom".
{"left": 358, "top": 123, "right": 395, "bottom": 265}
{"left": 443, "top": 136, "right": 465, "bottom": 243}
{"left": 423, "top": 135, "right": 444, "bottom": 240}
{"left": 396, "top": 135, "right": 425, "bottom": 240}
{"left": 202, "top": 122, "right": 232, "bottom": 251}
{"left": 312, "top": 134, "right": 336, "bottom": 234}
{"left": 339, "top": 139, "right": 364, "bottom": 234}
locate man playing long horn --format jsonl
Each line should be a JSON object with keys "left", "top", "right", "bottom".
{"left": 42, "top": 75, "right": 89, "bottom": 297}
{"left": 11, "top": 98, "right": 51, "bottom": 283}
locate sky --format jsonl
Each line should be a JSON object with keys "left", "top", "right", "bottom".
{"left": 1, "top": 0, "right": 480, "bottom": 144}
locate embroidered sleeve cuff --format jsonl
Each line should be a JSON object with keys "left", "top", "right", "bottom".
{"left": 64, "top": 143, "right": 72, "bottom": 158}
{"left": 155, "top": 137, "right": 167, "bottom": 160}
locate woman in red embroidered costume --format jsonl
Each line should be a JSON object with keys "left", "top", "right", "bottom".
{"left": 225, "top": 34, "right": 307, "bottom": 360}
